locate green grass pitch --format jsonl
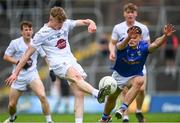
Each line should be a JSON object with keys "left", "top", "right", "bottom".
{"left": 0, "top": 113, "right": 180, "bottom": 122}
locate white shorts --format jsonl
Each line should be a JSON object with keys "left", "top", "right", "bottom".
{"left": 112, "top": 71, "right": 137, "bottom": 89}
{"left": 53, "top": 59, "right": 87, "bottom": 79}
{"left": 11, "top": 70, "right": 39, "bottom": 91}
{"left": 112, "top": 66, "right": 146, "bottom": 89}
{"left": 143, "top": 65, "right": 146, "bottom": 75}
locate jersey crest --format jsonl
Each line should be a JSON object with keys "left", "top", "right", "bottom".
{"left": 55, "top": 39, "right": 66, "bottom": 49}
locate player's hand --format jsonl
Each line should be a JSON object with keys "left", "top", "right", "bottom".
{"left": 127, "top": 26, "right": 140, "bottom": 38}
{"left": 163, "top": 24, "right": 176, "bottom": 36}
{"left": 88, "top": 22, "right": 97, "bottom": 33}
{"left": 23, "top": 58, "right": 33, "bottom": 70}
{"left": 109, "top": 52, "right": 116, "bottom": 62}
{"left": 49, "top": 70, "right": 56, "bottom": 82}
{"left": 5, "top": 73, "right": 18, "bottom": 86}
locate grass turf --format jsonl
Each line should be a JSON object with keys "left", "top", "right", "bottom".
{"left": 0, "top": 113, "right": 180, "bottom": 122}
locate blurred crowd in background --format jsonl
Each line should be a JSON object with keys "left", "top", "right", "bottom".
{"left": 0, "top": 0, "right": 180, "bottom": 113}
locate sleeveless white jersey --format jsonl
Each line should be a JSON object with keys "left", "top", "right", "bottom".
{"left": 5, "top": 37, "right": 46, "bottom": 75}
{"left": 31, "top": 19, "right": 77, "bottom": 69}
{"left": 111, "top": 21, "right": 150, "bottom": 42}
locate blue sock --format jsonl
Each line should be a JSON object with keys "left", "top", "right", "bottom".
{"left": 102, "top": 113, "right": 109, "bottom": 120}
{"left": 120, "top": 103, "right": 128, "bottom": 111}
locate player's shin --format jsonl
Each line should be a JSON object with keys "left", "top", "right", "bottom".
{"left": 74, "top": 89, "right": 84, "bottom": 123}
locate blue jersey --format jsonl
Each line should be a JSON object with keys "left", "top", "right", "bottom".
{"left": 113, "top": 41, "right": 149, "bottom": 77}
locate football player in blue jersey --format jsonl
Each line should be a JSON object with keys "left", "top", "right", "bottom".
{"left": 99, "top": 24, "right": 175, "bottom": 122}
{"left": 109, "top": 3, "right": 150, "bottom": 122}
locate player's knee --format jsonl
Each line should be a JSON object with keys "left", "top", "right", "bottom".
{"left": 137, "top": 80, "right": 144, "bottom": 88}
{"left": 121, "top": 87, "right": 128, "bottom": 96}
{"left": 140, "top": 81, "right": 146, "bottom": 92}
{"left": 139, "top": 86, "right": 146, "bottom": 92}
{"left": 70, "top": 74, "right": 83, "bottom": 83}
{"left": 134, "top": 78, "right": 144, "bottom": 89}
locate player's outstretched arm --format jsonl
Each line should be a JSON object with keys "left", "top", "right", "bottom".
{"left": 148, "top": 24, "right": 175, "bottom": 53}
{"left": 5, "top": 45, "right": 36, "bottom": 86}
{"left": 116, "top": 26, "right": 139, "bottom": 50}
{"left": 76, "top": 19, "right": 97, "bottom": 33}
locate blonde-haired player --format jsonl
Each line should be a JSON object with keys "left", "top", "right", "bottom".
{"left": 5, "top": 7, "right": 110, "bottom": 123}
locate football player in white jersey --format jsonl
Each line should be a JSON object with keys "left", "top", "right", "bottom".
{"left": 107, "top": 3, "right": 150, "bottom": 123}
{"left": 5, "top": 7, "right": 110, "bottom": 123}
{"left": 3, "top": 21, "right": 53, "bottom": 123}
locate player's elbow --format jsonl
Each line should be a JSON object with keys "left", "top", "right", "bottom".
{"left": 3, "top": 55, "right": 8, "bottom": 61}
{"left": 149, "top": 43, "right": 159, "bottom": 53}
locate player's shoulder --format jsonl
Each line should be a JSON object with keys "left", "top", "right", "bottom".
{"left": 62, "top": 19, "right": 71, "bottom": 26}
{"left": 140, "top": 40, "right": 148, "bottom": 45}
{"left": 114, "top": 21, "right": 126, "bottom": 28}
{"left": 63, "top": 19, "right": 76, "bottom": 27}
{"left": 139, "top": 40, "right": 149, "bottom": 48}
{"left": 64, "top": 19, "right": 73, "bottom": 23}
{"left": 10, "top": 37, "right": 23, "bottom": 44}
{"left": 36, "top": 24, "right": 52, "bottom": 36}
{"left": 39, "top": 24, "right": 51, "bottom": 33}
{"left": 135, "top": 21, "right": 148, "bottom": 29}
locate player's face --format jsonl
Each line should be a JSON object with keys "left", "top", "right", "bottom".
{"left": 123, "top": 9, "right": 137, "bottom": 23}
{"left": 128, "top": 34, "right": 141, "bottom": 48}
{"left": 21, "top": 26, "right": 33, "bottom": 40}
{"left": 49, "top": 15, "right": 63, "bottom": 29}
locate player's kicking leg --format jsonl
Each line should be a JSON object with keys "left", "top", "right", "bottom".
{"left": 3, "top": 88, "right": 22, "bottom": 123}
{"left": 97, "top": 84, "right": 111, "bottom": 103}
{"left": 66, "top": 67, "right": 111, "bottom": 103}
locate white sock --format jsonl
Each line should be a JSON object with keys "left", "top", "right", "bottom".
{"left": 10, "top": 114, "right": 16, "bottom": 120}
{"left": 136, "top": 109, "right": 142, "bottom": 113}
{"left": 75, "top": 118, "right": 83, "bottom": 123}
{"left": 92, "top": 89, "right": 99, "bottom": 98}
{"left": 123, "top": 115, "right": 129, "bottom": 120}
{"left": 45, "top": 115, "right": 52, "bottom": 122}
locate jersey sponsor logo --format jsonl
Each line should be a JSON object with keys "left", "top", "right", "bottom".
{"left": 46, "top": 32, "right": 63, "bottom": 41}
{"left": 55, "top": 39, "right": 66, "bottom": 49}
{"left": 122, "top": 58, "right": 140, "bottom": 64}
{"left": 42, "top": 30, "right": 50, "bottom": 33}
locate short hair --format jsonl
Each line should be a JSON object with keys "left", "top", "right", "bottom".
{"left": 123, "top": 3, "right": 138, "bottom": 12}
{"left": 127, "top": 26, "right": 142, "bottom": 34}
{"left": 20, "top": 21, "right": 32, "bottom": 30}
{"left": 50, "top": 6, "right": 67, "bottom": 23}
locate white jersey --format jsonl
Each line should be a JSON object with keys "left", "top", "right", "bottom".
{"left": 31, "top": 19, "right": 77, "bottom": 69}
{"left": 111, "top": 21, "right": 150, "bottom": 43}
{"left": 5, "top": 37, "right": 46, "bottom": 75}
